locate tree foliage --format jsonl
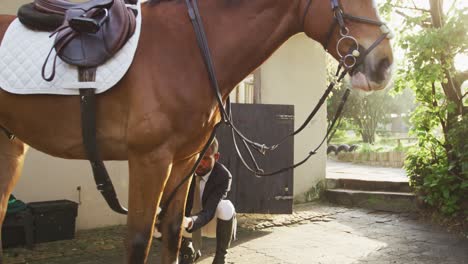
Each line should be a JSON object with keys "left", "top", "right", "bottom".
{"left": 380, "top": 0, "right": 468, "bottom": 216}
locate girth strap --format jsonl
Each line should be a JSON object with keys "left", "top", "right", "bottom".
{"left": 79, "top": 67, "right": 127, "bottom": 215}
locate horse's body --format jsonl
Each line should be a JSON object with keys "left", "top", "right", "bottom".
{"left": 0, "top": 0, "right": 393, "bottom": 263}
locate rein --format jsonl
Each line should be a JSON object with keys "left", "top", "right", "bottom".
{"left": 159, "top": 0, "right": 393, "bottom": 214}
{"left": 187, "top": 0, "right": 391, "bottom": 176}
{"left": 237, "top": 0, "right": 393, "bottom": 176}
{"left": 160, "top": 0, "right": 390, "bottom": 214}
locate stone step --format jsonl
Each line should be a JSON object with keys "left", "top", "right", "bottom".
{"left": 326, "top": 178, "right": 411, "bottom": 192}
{"left": 324, "top": 189, "right": 419, "bottom": 213}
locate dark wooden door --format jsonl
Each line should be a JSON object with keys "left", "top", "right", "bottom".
{"left": 216, "top": 103, "right": 294, "bottom": 214}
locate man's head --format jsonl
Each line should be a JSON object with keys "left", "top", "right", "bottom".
{"left": 195, "top": 138, "right": 219, "bottom": 176}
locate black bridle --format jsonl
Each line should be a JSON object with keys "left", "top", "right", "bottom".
{"left": 304, "top": 0, "right": 392, "bottom": 72}
{"left": 159, "top": 0, "right": 392, "bottom": 217}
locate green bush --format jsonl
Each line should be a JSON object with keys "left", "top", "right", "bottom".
{"left": 405, "top": 119, "right": 468, "bottom": 216}
{"left": 329, "top": 129, "right": 347, "bottom": 142}
{"left": 356, "top": 142, "right": 405, "bottom": 154}
{"left": 393, "top": 141, "right": 412, "bottom": 152}
{"left": 357, "top": 143, "right": 373, "bottom": 154}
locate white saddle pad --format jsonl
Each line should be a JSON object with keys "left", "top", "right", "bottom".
{"left": 0, "top": 1, "right": 142, "bottom": 95}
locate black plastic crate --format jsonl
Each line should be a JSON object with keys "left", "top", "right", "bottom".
{"left": 28, "top": 200, "right": 78, "bottom": 243}
{"left": 2, "top": 225, "right": 24, "bottom": 248}
{"left": 1, "top": 210, "right": 34, "bottom": 248}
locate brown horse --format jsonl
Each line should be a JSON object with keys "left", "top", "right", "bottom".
{"left": 0, "top": 0, "right": 393, "bottom": 263}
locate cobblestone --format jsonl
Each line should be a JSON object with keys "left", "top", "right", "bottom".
{"left": 4, "top": 202, "right": 468, "bottom": 264}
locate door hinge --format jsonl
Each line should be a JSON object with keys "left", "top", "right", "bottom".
{"left": 276, "top": 114, "right": 294, "bottom": 120}
{"left": 274, "top": 195, "right": 293, "bottom": 200}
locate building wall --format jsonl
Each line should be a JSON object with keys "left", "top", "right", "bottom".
{"left": 16, "top": 151, "right": 129, "bottom": 230}
{"left": 260, "top": 34, "right": 327, "bottom": 202}
{"left": 1, "top": 5, "right": 327, "bottom": 229}
{"left": 1, "top": 1, "right": 29, "bottom": 15}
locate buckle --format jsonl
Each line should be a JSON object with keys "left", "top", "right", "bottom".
{"left": 97, "top": 183, "right": 113, "bottom": 193}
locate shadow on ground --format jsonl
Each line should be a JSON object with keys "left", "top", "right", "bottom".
{"left": 329, "top": 209, "right": 468, "bottom": 264}
{"left": 4, "top": 225, "right": 272, "bottom": 264}
{"left": 191, "top": 228, "right": 272, "bottom": 263}
{"left": 5, "top": 202, "right": 468, "bottom": 264}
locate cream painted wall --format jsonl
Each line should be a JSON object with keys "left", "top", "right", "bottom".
{"left": 260, "top": 34, "right": 327, "bottom": 203}
{"left": 1, "top": 0, "right": 37, "bottom": 15}
{"left": 15, "top": 149, "right": 129, "bottom": 230}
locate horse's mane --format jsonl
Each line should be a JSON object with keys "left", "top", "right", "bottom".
{"left": 145, "top": 0, "right": 161, "bottom": 5}
{"left": 146, "top": 0, "right": 183, "bottom": 5}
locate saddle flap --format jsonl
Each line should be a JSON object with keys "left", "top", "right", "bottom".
{"left": 55, "top": 0, "right": 133, "bottom": 67}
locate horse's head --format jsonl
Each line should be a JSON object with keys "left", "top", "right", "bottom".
{"left": 301, "top": 0, "right": 393, "bottom": 91}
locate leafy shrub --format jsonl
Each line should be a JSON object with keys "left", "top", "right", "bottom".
{"left": 405, "top": 118, "right": 468, "bottom": 216}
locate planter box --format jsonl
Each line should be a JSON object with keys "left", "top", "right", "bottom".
{"left": 28, "top": 200, "right": 78, "bottom": 243}
{"left": 336, "top": 151, "right": 405, "bottom": 168}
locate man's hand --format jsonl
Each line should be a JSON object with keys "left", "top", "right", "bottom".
{"left": 153, "top": 226, "right": 162, "bottom": 238}
{"left": 183, "top": 216, "right": 194, "bottom": 230}
{"left": 152, "top": 207, "right": 163, "bottom": 239}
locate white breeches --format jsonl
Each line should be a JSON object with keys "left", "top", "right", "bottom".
{"left": 184, "top": 200, "right": 235, "bottom": 238}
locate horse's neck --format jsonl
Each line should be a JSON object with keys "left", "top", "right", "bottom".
{"left": 210, "top": 0, "right": 300, "bottom": 96}
{"left": 142, "top": 0, "right": 300, "bottom": 98}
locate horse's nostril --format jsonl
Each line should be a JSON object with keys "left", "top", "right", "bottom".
{"left": 379, "top": 57, "right": 391, "bottom": 72}
{"left": 374, "top": 57, "right": 391, "bottom": 83}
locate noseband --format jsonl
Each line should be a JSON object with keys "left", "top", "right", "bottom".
{"left": 302, "top": 0, "right": 393, "bottom": 72}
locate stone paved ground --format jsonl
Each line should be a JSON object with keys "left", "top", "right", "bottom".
{"left": 5, "top": 202, "right": 468, "bottom": 264}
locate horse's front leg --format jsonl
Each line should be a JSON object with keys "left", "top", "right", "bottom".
{"left": 126, "top": 147, "right": 173, "bottom": 264}
{"left": 158, "top": 155, "right": 198, "bottom": 263}
{"left": 0, "top": 136, "right": 28, "bottom": 261}
{"left": 158, "top": 156, "right": 198, "bottom": 264}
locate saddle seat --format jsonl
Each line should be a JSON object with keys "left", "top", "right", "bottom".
{"left": 34, "top": 0, "right": 116, "bottom": 15}
{"left": 18, "top": 3, "right": 64, "bottom": 31}
{"left": 17, "top": 0, "right": 138, "bottom": 79}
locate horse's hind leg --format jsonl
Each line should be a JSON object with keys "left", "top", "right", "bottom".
{"left": 0, "top": 135, "right": 28, "bottom": 260}
{"left": 158, "top": 156, "right": 198, "bottom": 264}
{"left": 126, "top": 147, "right": 173, "bottom": 264}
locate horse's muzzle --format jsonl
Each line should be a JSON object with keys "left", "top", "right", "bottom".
{"left": 351, "top": 55, "right": 392, "bottom": 91}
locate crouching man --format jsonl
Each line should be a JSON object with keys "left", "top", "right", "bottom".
{"left": 181, "top": 137, "right": 236, "bottom": 264}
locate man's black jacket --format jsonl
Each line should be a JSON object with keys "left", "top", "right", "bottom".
{"left": 185, "top": 162, "right": 232, "bottom": 231}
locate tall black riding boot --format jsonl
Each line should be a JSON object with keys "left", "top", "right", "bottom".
{"left": 212, "top": 215, "right": 236, "bottom": 264}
